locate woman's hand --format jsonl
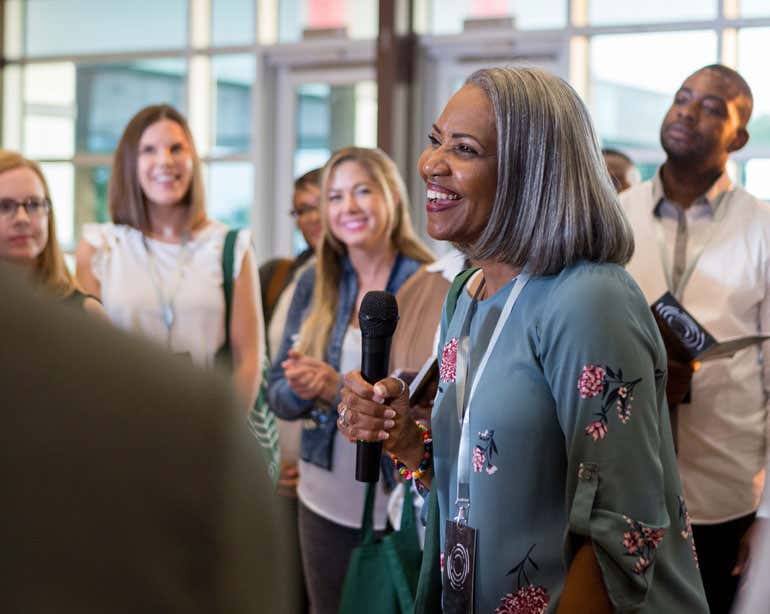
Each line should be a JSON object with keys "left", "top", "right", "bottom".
{"left": 337, "top": 371, "right": 427, "bottom": 477}
{"left": 282, "top": 349, "right": 340, "bottom": 402}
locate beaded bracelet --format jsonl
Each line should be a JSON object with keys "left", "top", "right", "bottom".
{"left": 389, "top": 422, "right": 433, "bottom": 482}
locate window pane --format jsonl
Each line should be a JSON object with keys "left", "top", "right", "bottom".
{"left": 745, "top": 160, "right": 770, "bottom": 200}
{"left": 738, "top": 28, "right": 770, "bottom": 152}
{"left": 74, "top": 166, "right": 111, "bottom": 241}
{"left": 24, "top": 115, "right": 74, "bottom": 158}
{"left": 741, "top": 0, "right": 770, "bottom": 17}
{"left": 278, "top": 0, "right": 378, "bottom": 42}
{"left": 293, "top": 80, "right": 376, "bottom": 252}
{"left": 22, "top": 63, "right": 76, "bottom": 157}
{"left": 212, "top": 55, "right": 255, "bottom": 155}
{"left": 213, "top": 0, "right": 256, "bottom": 46}
{"left": 207, "top": 162, "right": 254, "bottom": 228}
{"left": 75, "top": 59, "right": 187, "bottom": 153}
{"left": 41, "top": 162, "right": 75, "bottom": 249}
{"left": 25, "top": 0, "right": 188, "bottom": 56}
{"left": 588, "top": 0, "right": 716, "bottom": 25}
{"left": 590, "top": 31, "right": 717, "bottom": 151}
{"left": 294, "top": 81, "right": 377, "bottom": 176}
{"left": 417, "top": 0, "right": 566, "bottom": 35}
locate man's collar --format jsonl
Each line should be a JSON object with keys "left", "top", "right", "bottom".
{"left": 652, "top": 165, "right": 733, "bottom": 216}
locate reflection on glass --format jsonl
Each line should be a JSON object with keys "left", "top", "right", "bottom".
{"left": 590, "top": 31, "right": 717, "bottom": 150}
{"left": 588, "top": 0, "right": 715, "bottom": 25}
{"left": 745, "top": 160, "right": 770, "bottom": 200}
{"left": 741, "top": 0, "right": 770, "bottom": 17}
{"left": 207, "top": 162, "right": 254, "bottom": 228}
{"left": 738, "top": 28, "right": 770, "bottom": 151}
{"left": 417, "top": 0, "right": 566, "bottom": 34}
{"left": 213, "top": 0, "right": 256, "bottom": 46}
{"left": 278, "top": 0, "right": 378, "bottom": 42}
{"left": 212, "top": 55, "right": 255, "bottom": 155}
{"left": 41, "top": 162, "right": 75, "bottom": 248}
{"left": 75, "top": 58, "right": 186, "bottom": 153}
{"left": 25, "top": 0, "right": 187, "bottom": 56}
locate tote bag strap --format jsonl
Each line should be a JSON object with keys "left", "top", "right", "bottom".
{"left": 446, "top": 267, "right": 480, "bottom": 324}
{"left": 220, "top": 228, "right": 239, "bottom": 353}
{"left": 359, "top": 482, "right": 377, "bottom": 545}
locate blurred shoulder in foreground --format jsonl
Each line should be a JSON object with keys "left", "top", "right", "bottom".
{"left": 0, "top": 265, "right": 286, "bottom": 614}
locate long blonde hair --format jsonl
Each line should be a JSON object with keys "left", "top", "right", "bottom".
{"left": 0, "top": 150, "right": 78, "bottom": 297}
{"left": 298, "top": 147, "right": 433, "bottom": 359}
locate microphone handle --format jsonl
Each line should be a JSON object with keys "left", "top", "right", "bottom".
{"left": 356, "top": 335, "right": 392, "bottom": 483}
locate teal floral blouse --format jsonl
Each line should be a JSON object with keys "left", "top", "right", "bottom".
{"left": 430, "top": 262, "right": 708, "bottom": 613}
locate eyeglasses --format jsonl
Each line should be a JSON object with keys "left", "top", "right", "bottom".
{"left": 289, "top": 205, "right": 320, "bottom": 219}
{"left": 0, "top": 197, "right": 51, "bottom": 220}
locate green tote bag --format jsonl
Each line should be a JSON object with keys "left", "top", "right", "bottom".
{"left": 217, "top": 229, "right": 281, "bottom": 485}
{"left": 338, "top": 481, "right": 422, "bottom": 614}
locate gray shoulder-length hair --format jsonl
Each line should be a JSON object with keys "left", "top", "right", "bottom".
{"left": 464, "top": 67, "right": 634, "bottom": 275}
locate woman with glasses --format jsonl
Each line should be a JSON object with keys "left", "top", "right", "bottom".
{"left": 0, "top": 150, "right": 103, "bottom": 315}
{"left": 76, "top": 104, "right": 264, "bottom": 416}
{"left": 260, "top": 167, "right": 323, "bottom": 356}
{"left": 267, "top": 146, "right": 433, "bottom": 614}
{"left": 260, "top": 169, "right": 323, "bottom": 614}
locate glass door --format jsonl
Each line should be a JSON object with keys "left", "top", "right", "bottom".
{"left": 274, "top": 66, "right": 377, "bottom": 254}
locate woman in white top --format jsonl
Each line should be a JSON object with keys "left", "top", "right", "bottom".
{"left": 76, "top": 104, "right": 263, "bottom": 413}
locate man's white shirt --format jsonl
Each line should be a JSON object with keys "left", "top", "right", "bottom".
{"left": 621, "top": 169, "right": 770, "bottom": 524}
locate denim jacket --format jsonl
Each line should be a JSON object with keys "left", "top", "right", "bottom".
{"left": 267, "top": 253, "right": 422, "bottom": 486}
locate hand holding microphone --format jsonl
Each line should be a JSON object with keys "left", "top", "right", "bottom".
{"left": 337, "top": 290, "right": 429, "bottom": 483}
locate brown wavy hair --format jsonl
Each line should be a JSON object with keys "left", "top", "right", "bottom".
{"left": 297, "top": 147, "right": 433, "bottom": 359}
{"left": 109, "top": 104, "right": 207, "bottom": 232}
{"left": 0, "top": 150, "right": 78, "bottom": 297}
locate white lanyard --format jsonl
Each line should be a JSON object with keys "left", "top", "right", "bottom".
{"left": 652, "top": 190, "right": 731, "bottom": 300}
{"left": 453, "top": 268, "right": 530, "bottom": 524}
{"left": 142, "top": 234, "right": 190, "bottom": 347}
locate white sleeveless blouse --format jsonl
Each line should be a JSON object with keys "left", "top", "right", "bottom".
{"left": 83, "top": 221, "right": 258, "bottom": 369}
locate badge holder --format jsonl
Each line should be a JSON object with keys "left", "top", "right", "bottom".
{"left": 441, "top": 271, "right": 530, "bottom": 614}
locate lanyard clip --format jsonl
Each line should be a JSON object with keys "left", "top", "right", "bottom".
{"left": 454, "top": 498, "right": 470, "bottom": 526}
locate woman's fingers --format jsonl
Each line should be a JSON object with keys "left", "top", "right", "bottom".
{"left": 372, "top": 376, "right": 410, "bottom": 401}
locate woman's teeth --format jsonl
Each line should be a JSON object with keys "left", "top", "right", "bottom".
{"left": 427, "top": 189, "right": 459, "bottom": 202}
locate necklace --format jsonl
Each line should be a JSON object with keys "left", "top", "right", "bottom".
{"left": 142, "top": 232, "right": 191, "bottom": 346}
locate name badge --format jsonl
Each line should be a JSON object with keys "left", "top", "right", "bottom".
{"left": 443, "top": 520, "right": 477, "bottom": 613}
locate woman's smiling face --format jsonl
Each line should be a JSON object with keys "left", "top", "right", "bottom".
{"left": 417, "top": 84, "right": 498, "bottom": 246}
{"left": 325, "top": 160, "right": 391, "bottom": 253}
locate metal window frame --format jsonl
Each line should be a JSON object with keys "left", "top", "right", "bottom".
{"left": 4, "top": 0, "right": 770, "bottom": 252}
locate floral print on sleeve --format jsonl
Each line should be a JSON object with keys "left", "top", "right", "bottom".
{"left": 621, "top": 515, "right": 665, "bottom": 575}
{"left": 579, "top": 364, "right": 642, "bottom": 441}
{"left": 473, "top": 429, "right": 499, "bottom": 475}
{"left": 678, "top": 496, "right": 699, "bottom": 568}
{"left": 440, "top": 337, "right": 459, "bottom": 383}
{"left": 495, "top": 544, "right": 550, "bottom": 614}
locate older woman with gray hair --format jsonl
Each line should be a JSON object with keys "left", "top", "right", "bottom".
{"left": 337, "top": 67, "right": 708, "bottom": 612}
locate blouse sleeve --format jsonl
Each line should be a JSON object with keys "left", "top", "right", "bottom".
{"left": 81, "top": 223, "right": 117, "bottom": 283}
{"left": 537, "top": 265, "right": 670, "bottom": 612}
{"left": 267, "top": 266, "right": 316, "bottom": 420}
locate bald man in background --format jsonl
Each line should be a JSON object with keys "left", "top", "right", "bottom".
{"left": 0, "top": 265, "right": 287, "bottom": 613}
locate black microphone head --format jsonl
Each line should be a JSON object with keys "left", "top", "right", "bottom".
{"left": 359, "top": 291, "right": 398, "bottom": 338}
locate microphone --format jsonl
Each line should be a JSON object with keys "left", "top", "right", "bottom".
{"left": 356, "top": 290, "right": 399, "bottom": 483}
